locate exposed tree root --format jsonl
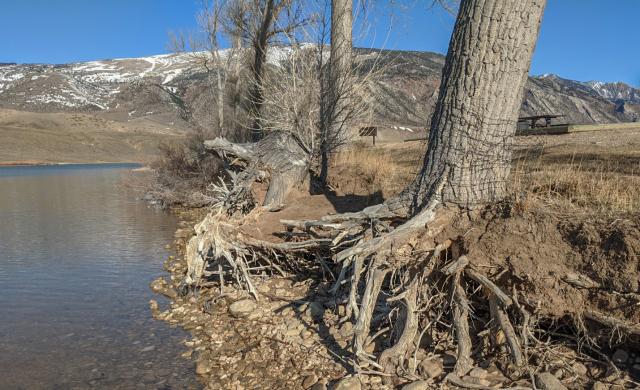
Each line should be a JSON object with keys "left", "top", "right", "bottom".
{"left": 179, "top": 151, "right": 639, "bottom": 387}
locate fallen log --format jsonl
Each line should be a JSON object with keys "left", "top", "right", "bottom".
{"left": 205, "top": 131, "right": 310, "bottom": 210}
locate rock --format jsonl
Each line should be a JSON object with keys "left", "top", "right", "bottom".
{"left": 442, "top": 353, "right": 457, "bottom": 366}
{"left": 303, "top": 374, "right": 319, "bottom": 389}
{"left": 333, "top": 376, "right": 361, "bottom": 390}
{"left": 339, "top": 322, "right": 353, "bottom": 337}
{"left": 401, "top": 380, "right": 431, "bottom": 390}
{"left": 572, "top": 362, "right": 588, "bottom": 376}
{"left": 418, "top": 358, "right": 443, "bottom": 379}
{"left": 469, "top": 367, "right": 488, "bottom": 379}
{"left": 140, "top": 345, "right": 155, "bottom": 352}
{"left": 461, "top": 376, "right": 490, "bottom": 387}
{"left": 195, "top": 359, "right": 211, "bottom": 375}
{"left": 535, "top": 372, "right": 568, "bottom": 390}
{"left": 307, "top": 301, "right": 325, "bottom": 321}
{"left": 311, "top": 378, "right": 328, "bottom": 390}
{"left": 592, "top": 381, "right": 608, "bottom": 390}
{"left": 228, "top": 299, "right": 256, "bottom": 318}
{"left": 612, "top": 349, "right": 628, "bottom": 364}
{"left": 364, "top": 342, "right": 375, "bottom": 354}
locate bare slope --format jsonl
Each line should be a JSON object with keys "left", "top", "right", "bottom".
{"left": 0, "top": 109, "right": 183, "bottom": 164}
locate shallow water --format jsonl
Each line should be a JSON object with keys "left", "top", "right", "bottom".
{"left": 0, "top": 164, "right": 199, "bottom": 389}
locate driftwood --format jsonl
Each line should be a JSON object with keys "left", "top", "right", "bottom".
{"left": 205, "top": 131, "right": 309, "bottom": 210}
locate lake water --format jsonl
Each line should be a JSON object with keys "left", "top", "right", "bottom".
{"left": 0, "top": 164, "right": 200, "bottom": 389}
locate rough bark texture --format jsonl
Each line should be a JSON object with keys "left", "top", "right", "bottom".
{"left": 319, "top": 0, "right": 353, "bottom": 184}
{"left": 249, "top": 0, "right": 277, "bottom": 141}
{"left": 411, "top": 0, "right": 546, "bottom": 209}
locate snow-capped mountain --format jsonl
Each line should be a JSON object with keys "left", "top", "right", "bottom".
{"left": 588, "top": 80, "right": 640, "bottom": 104}
{"left": 0, "top": 49, "right": 637, "bottom": 133}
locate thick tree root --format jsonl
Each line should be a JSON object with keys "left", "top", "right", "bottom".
{"left": 180, "top": 171, "right": 639, "bottom": 387}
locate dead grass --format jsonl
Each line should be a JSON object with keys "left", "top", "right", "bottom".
{"left": 328, "top": 140, "right": 640, "bottom": 216}
{"left": 513, "top": 156, "right": 640, "bottom": 215}
{"left": 327, "top": 142, "right": 418, "bottom": 198}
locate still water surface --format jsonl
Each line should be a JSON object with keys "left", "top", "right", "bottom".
{"left": 0, "top": 164, "right": 199, "bottom": 389}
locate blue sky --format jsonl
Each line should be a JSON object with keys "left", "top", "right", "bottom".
{"left": 0, "top": 0, "right": 638, "bottom": 86}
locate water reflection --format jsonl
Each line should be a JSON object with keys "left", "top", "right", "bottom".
{"left": 0, "top": 164, "right": 199, "bottom": 389}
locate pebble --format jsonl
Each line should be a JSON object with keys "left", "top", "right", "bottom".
{"left": 339, "top": 322, "right": 353, "bottom": 337}
{"left": 140, "top": 345, "right": 155, "bottom": 352}
{"left": 311, "top": 378, "right": 328, "bottom": 390}
{"left": 364, "top": 342, "right": 375, "bottom": 354}
{"left": 442, "top": 353, "right": 457, "bottom": 366}
{"left": 418, "top": 358, "right": 443, "bottom": 379}
{"left": 592, "top": 382, "right": 607, "bottom": 390}
{"left": 535, "top": 372, "right": 568, "bottom": 390}
{"left": 228, "top": 299, "right": 257, "bottom": 318}
{"left": 572, "top": 362, "right": 588, "bottom": 376}
{"left": 401, "top": 380, "right": 431, "bottom": 390}
{"left": 302, "top": 374, "right": 318, "bottom": 388}
{"left": 612, "top": 349, "right": 628, "bottom": 364}
{"left": 334, "top": 376, "right": 361, "bottom": 390}
{"left": 307, "top": 301, "right": 325, "bottom": 321}
{"left": 469, "top": 367, "right": 488, "bottom": 379}
{"left": 461, "top": 375, "right": 490, "bottom": 387}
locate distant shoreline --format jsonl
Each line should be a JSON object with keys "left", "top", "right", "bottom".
{"left": 0, "top": 161, "right": 145, "bottom": 167}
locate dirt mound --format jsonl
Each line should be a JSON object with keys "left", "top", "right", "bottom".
{"left": 446, "top": 205, "right": 640, "bottom": 333}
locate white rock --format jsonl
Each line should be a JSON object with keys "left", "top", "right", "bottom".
{"left": 535, "top": 372, "right": 568, "bottom": 390}
{"left": 469, "top": 367, "right": 488, "bottom": 379}
{"left": 401, "top": 380, "right": 431, "bottom": 390}
{"left": 333, "top": 376, "right": 361, "bottom": 390}
{"left": 228, "top": 299, "right": 256, "bottom": 318}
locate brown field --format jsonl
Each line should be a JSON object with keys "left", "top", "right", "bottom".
{"left": 0, "top": 109, "right": 185, "bottom": 165}
{"left": 329, "top": 128, "right": 640, "bottom": 216}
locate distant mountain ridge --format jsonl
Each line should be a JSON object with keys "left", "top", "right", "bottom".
{"left": 0, "top": 48, "right": 638, "bottom": 133}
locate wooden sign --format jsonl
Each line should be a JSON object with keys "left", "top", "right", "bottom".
{"left": 359, "top": 126, "right": 377, "bottom": 145}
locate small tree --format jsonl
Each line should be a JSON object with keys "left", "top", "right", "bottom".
{"left": 170, "top": 0, "right": 243, "bottom": 138}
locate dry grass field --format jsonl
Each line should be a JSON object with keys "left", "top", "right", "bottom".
{"left": 328, "top": 128, "right": 640, "bottom": 216}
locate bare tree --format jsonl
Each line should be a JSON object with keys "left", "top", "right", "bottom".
{"left": 170, "top": 0, "right": 242, "bottom": 137}
{"left": 226, "top": 0, "right": 312, "bottom": 140}
{"left": 318, "top": 0, "right": 353, "bottom": 185}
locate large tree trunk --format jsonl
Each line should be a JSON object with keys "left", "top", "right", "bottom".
{"left": 410, "top": 0, "right": 546, "bottom": 210}
{"left": 319, "top": 0, "right": 353, "bottom": 185}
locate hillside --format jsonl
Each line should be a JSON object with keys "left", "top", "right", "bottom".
{"left": 1, "top": 48, "right": 638, "bottom": 163}
{"left": 0, "top": 109, "right": 183, "bottom": 164}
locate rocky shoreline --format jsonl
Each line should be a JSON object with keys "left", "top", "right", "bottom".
{"left": 150, "top": 207, "right": 640, "bottom": 390}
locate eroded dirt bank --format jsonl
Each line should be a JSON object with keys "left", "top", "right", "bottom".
{"left": 150, "top": 200, "right": 640, "bottom": 390}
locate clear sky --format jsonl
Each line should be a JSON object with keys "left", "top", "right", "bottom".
{"left": 0, "top": 0, "right": 638, "bottom": 87}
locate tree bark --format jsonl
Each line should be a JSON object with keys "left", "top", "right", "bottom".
{"left": 216, "top": 69, "right": 225, "bottom": 135}
{"left": 410, "top": 0, "right": 546, "bottom": 210}
{"left": 248, "top": 0, "right": 277, "bottom": 141}
{"left": 319, "top": 0, "right": 353, "bottom": 185}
